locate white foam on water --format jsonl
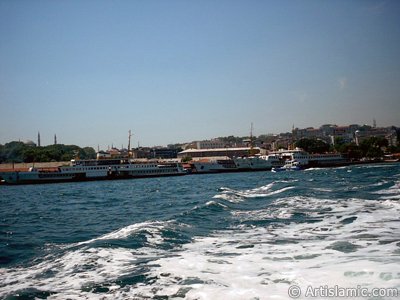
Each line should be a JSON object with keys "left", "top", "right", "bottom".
{"left": 356, "top": 163, "right": 398, "bottom": 169}
{"left": 213, "top": 182, "right": 294, "bottom": 203}
{"left": 370, "top": 180, "right": 389, "bottom": 187}
{"left": 312, "top": 187, "right": 333, "bottom": 192}
{"left": 2, "top": 175, "right": 400, "bottom": 299}
{"left": 374, "top": 180, "right": 400, "bottom": 195}
{"left": 127, "top": 196, "right": 400, "bottom": 299}
{"left": 0, "top": 246, "right": 143, "bottom": 299}
{"left": 205, "top": 200, "right": 228, "bottom": 208}
{"left": 75, "top": 220, "right": 168, "bottom": 247}
{"left": 304, "top": 167, "right": 322, "bottom": 171}
{"left": 233, "top": 207, "right": 293, "bottom": 220}
{"left": 0, "top": 221, "right": 169, "bottom": 299}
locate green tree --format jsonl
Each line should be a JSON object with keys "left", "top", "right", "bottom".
{"left": 80, "top": 147, "right": 96, "bottom": 159}
{"left": 22, "top": 147, "right": 40, "bottom": 163}
{"left": 0, "top": 144, "right": 5, "bottom": 162}
{"left": 295, "top": 138, "right": 330, "bottom": 154}
{"left": 0, "top": 141, "right": 96, "bottom": 163}
{"left": 3, "top": 141, "right": 26, "bottom": 162}
{"left": 359, "top": 137, "right": 388, "bottom": 158}
{"left": 333, "top": 137, "right": 346, "bottom": 152}
{"left": 341, "top": 143, "right": 362, "bottom": 160}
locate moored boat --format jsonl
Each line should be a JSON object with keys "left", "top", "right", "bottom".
{"left": 270, "top": 148, "right": 347, "bottom": 168}
{"left": 188, "top": 158, "right": 237, "bottom": 173}
{"left": 271, "top": 160, "right": 302, "bottom": 172}
{"left": 233, "top": 156, "right": 270, "bottom": 171}
{"left": 0, "top": 158, "right": 186, "bottom": 185}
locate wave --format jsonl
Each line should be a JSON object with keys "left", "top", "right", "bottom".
{"left": 304, "top": 167, "right": 322, "bottom": 171}
{"left": 2, "top": 203, "right": 399, "bottom": 299}
{"left": 0, "top": 221, "right": 176, "bottom": 299}
{"left": 75, "top": 220, "right": 169, "bottom": 247}
{"left": 205, "top": 200, "right": 228, "bottom": 209}
{"left": 374, "top": 180, "right": 400, "bottom": 194}
{"left": 372, "top": 179, "right": 400, "bottom": 201}
{"left": 213, "top": 182, "right": 294, "bottom": 203}
{"left": 0, "top": 244, "right": 142, "bottom": 298}
{"left": 125, "top": 195, "right": 400, "bottom": 299}
{"left": 2, "top": 165, "right": 399, "bottom": 299}
{"left": 312, "top": 187, "right": 333, "bottom": 192}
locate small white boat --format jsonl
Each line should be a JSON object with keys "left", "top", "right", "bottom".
{"left": 272, "top": 160, "right": 302, "bottom": 172}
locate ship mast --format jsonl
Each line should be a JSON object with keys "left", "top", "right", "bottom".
{"left": 127, "top": 130, "right": 132, "bottom": 158}
{"left": 249, "top": 122, "right": 255, "bottom": 156}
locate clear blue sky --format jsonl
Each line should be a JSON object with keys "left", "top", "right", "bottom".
{"left": 1, "top": 0, "right": 399, "bottom": 149}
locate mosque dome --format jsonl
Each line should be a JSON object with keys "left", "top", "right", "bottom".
{"left": 24, "top": 140, "right": 36, "bottom": 147}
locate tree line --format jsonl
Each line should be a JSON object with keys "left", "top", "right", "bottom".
{"left": 295, "top": 136, "right": 399, "bottom": 160}
{"left": 0, "top": 142, "right": 96, "bottom": 163}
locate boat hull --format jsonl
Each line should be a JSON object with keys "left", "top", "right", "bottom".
{"left": 0, "top": 165, "right": 186, "bottom": 185}
{"left": 0, "top": 171, "right": 186, "bottom": 185}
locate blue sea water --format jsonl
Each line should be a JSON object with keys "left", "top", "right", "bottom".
{"left": 0, "top": 164, "right": 399, "bottom": 299}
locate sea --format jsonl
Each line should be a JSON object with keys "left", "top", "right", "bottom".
{"left": 0, "top": 163, "right": 399, "bottom": 299}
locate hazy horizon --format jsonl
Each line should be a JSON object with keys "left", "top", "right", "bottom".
{"left": 1, "top": 1, "right": 399, "bottom": 149}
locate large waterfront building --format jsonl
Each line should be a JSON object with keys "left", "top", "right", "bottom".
{"left": 150, "top": 148, "right": 182, "bottom": 159}
{"left": 131, "top": 147, "right": 182, "bottom": 159}
{"left": 177, "top": 147, "right": 262, "bottom": 159}
{"left": 195, "top": 139, "right": 225, "bottom": 149}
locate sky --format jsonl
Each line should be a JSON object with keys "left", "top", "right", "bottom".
{"left": 1, "top": 0, "right": 399, "bottom": 149}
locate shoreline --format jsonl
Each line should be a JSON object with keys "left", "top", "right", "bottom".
{"left": 1, "top": 159, "right": 398, "bottom": 186}
{"left": 0, "top": 158, "right": 398, "bottom": 172}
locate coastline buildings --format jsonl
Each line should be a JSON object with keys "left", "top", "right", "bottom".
{"left": 272, "top": 124, "right": 398, "bottom": 149}
{"left": 176, "top": 123, "right": 398, "bottom": 160}
{"left": 355, "top": 127, "right": 398, "bottom": 147}
{"left": 6, "top": 123, "right": 399, "bottom": 162}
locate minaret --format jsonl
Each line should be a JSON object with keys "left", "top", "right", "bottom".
{"left": 54, "top": 134, "right": 57, "bottom": 145}
{"left": 38, "top": 132, "right": 41, "bottom": 147}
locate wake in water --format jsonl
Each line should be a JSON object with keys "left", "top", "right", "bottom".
{"left": 131, "top": 193, "right": 400, "bottom": 299}
{"left": 0, "top": 221, "right": 173, "bottom": 299}
{"left": 213, "top": 180, "right": 296, "bottom": 202}
{"left": 0, "top": 165, "right": 399, "bottom": 299}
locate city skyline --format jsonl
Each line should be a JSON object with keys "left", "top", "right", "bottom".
{"left": 5, "top": 120, "right": 399, "bottom": 150}
{"left": 1, "top": 1, "right": 400, "bottom": 149}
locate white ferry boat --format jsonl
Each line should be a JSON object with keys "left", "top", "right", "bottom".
{"left": 233, "top": 156, "right": 269, "bottom": 170}
{"left": 233, "top": 154, "right": 284, "bottom": 171}
{"left": 260, "top": 154, "right": 285, "bottom": 168}
{"left": 233, "top": 123, "right": 279, "bottom": 171}
{"left": 271, "top": 148, "right": 347, "bottom": 168}
{"left": 190, "top": 159, "right": 237, "bottom": 173}
{"left": 0, "top": 158, "right": 186, "bottom": 185}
